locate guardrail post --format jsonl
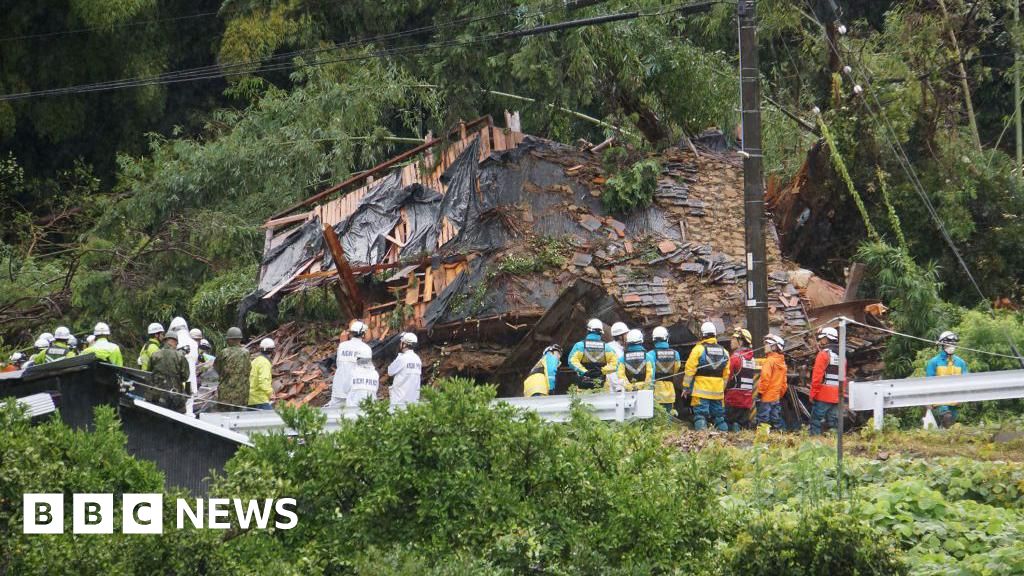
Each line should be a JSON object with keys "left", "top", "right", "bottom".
{"left": 873, "top": 389, "right": 885, "bottom": 431}
{"left": 615, "top": 388, "right": 625, "bottom": 422}
{"left": 836, "top": 317, "right": 847, "bottom": 498}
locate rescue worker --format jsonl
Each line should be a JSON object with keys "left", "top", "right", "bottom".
{"left": 809, "top": 327, "right": 843, "bottom": 435}
{"left": 198, "top": 339, "right": 215, "bottom": 363}
{"left": 167, "top": 313, "right": 197, "bottom": 403}
{"left": 32, "top": 326, "right": 77, "bottom": 364}
{"left": 330, "top": 320, "right": 373, "bottom": 408}
{"left": 83, "top": 322, "right": 123, "bottom": 366}
{"left": 138, "top": 322, "right": 164, "bottom": 371}
{"left": 387, "top": 332, "right": 422, "bottom": 407}
{"left": 67, "top": 334, "right": 78, "bottom": 351}
{"left": 525, "top": 344, "right": 561, "bottom": 397}
{"left": 23, "top": 337, "right": 49, "bottom": 369}
{"left": 40, "top": 332, "right": 54, "bottom": 346}
{"left": 568, "top": 319, "right": 622, "bottom": 390}
{"left": 648, "top": 326, "right": 681, "bottom": 415}
{"left": 213, "top": 327, "right": 251, "bottom": 411}
{"left": 621, "top": 329, "right": 653, "bottom": 392}
{"left": 189, "top": 328, "right": 203, "bottom": 342}
{"left": 248, "top": 338, "right": 274, "bottom": 410}
{"left": 2, "top": 352, "right": 24, "bottom": 372}
{"left": 346, "top": 347, "right": 379, "bottom": 407}
{"left": 681, "top": 321, "right": 730, "bottom": 431}
{"left": 608, "top": 322, "right": 629, "bottom": 359}
{"left": 146, "top": 332, "right": 189, "bottom": 412}
{"left": 725, "top": 328, "right": 757, "bottom": 431}
{"left": 85, "top": 334, "right": 95, "bottom": 350}
{"left": 925, "top": 330, "right": 969, "bottom": 428}
{"left": 756, "top": 334, "right": 788, "bottom": 430}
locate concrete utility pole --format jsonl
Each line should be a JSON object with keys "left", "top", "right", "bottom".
{"left": 738, "top": 0, "right": 769, "bottom": 355}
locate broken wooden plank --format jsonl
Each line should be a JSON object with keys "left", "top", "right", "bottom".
{"left": 323, "top": 224, "right": 365, "bottom": 319}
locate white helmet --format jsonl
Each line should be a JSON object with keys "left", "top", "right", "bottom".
{"left": 93, "top": 322, "right": 111, "bottom": 336}
{"left": 41, "top": 332, "right": 54, "bottom": 344}
{"left": 766, "top": 334, "right": 786, "bottom": 350}
{"left": 35, "top": 337, "right": 49, "bottom": 349}
{"left": 938, "top": 331, "right": 959, "bottom": 344}
{"left": 199, "top": 339, "right": 211, "bottom": 350}
{"left": 86, "top": 335, "right": 95, "bottom": 345}
{"left": 189, "top": 328, "right": 203, "bottom": 340}
{"left": 652, "top": 326, "right": 669, "bottom": 342}
{"left": 626, "top": 329, "right": 643, "bottom": 344}
{"left": 610, "top": 322, "right": 629, "bottom": 338}
{"left": 68, "top": 335, "right": 78, "bottom": 348}
{"left": 260, "top": 338, "right": 275, "bottom": 351}
{"left": 147, "top": 322, "right": 164, "bottom": 335}
{"left": 818, "top": 327, "right": 839, "bottom": 342}
{"left": 700, "top": 321, "right": 717, "bottom": 337}
{"left": 10, "top": 352, "right": 24, "bottom": 363}
{"left": 54, "top": 326, "right": 71, "bottom": 340}
{"left": 586, "top": 318, "right": 604, "bottom": 334}
{"left": 168, "top": 316, "right": 188, "bottom": 333}
{"left": 349, "top": 320, "right": 367, "bottom": 338}
{"left": 400, "top": 332, "right": 418, "bottom": 346}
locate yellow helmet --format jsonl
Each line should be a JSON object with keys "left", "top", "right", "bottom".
{"left": 732, "top": 327, "right": 752, "bottom": 345}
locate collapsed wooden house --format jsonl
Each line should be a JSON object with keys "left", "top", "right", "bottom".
{"left": 243, "top": 114, "right": 888, "bottom": 415}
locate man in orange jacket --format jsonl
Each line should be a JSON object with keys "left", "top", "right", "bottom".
{"left": 756, "top": 334, "right": 788, "bottom": 429}
{"left": 809, "top": 327, "right": 843, "bottom": 435}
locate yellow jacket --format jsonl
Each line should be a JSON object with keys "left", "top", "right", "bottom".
{"left": 248, "top": 354, "right": 273, "bottom": 405}
{"left": 568, "top": 336, "right": 620, "bottom": 377}
{"left": 684, "top": 337, "right": 731, "bottom": 401}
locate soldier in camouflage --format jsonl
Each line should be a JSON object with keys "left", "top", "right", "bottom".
{"left": 146, "top": 332, "right": 190, "bottom": 412}
{"left": 214, "top": 327, "right": 251, "bottom": 411}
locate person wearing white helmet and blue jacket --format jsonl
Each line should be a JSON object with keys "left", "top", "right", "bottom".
{"left": 925, "top": 330, "right": 969, "bottom": 428}
{"left": 568, "top": 319, "right": 623, "bottom": 390}
{"left": 648, "top": 326, "right": 681, "bottom": 415}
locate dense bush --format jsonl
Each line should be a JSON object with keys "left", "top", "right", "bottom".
{"left": 722, "top": 505, "right": 908, "bottom": 576}
{"left": 601, "top": 159, "right": 661, "bottom": 214}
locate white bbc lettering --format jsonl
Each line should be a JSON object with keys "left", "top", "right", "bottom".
{"left": 23, "top": 494, "right": 63, "bottom": 534}
{"left": 123, "top": 494, "right": 163, "bottom": 534}
{"left": 274, "top": 498, "right": 298, "bottom": 529}
{"left": 233, "top": 499, "right": 273, "bottom": 529}
{"left": 73, "top": 493, "right": 113, "bottom": 534}
{"left": 207, "top": 498, "right": 231, "bottom": 529}
{"left": 177, "top": 498, "right": 204, "bottom": 529}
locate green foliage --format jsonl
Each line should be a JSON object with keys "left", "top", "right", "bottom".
{"left": 188, "top": 265, "right": 258, "bottom": 335}
{"left": 497, "top": 235, "right": 572, "bottom": 275}
{"left": 722, "top": 505, "right": 908, "bottom": 576}
{"left": 911, "top": 310, "right": 1024, "bottom": 375}
{"left": 601, "top": 159, "right": 660, "bottom": 214}
{"left": 213, "top": 378, "right": 728, "bottom": 573}
{"left": 856, "top": 242, "right": 946, "bottom": 376}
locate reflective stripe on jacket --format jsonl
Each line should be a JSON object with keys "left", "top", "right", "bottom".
{"left": 685, "top": 337, "right": 731, "bottom": 400}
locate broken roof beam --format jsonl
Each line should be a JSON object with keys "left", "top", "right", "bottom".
{"left": 269, "top": 116, "right": 494, "bottom": 221}
{"left": 322, "top": 224, "right": 365, "bottom": 320}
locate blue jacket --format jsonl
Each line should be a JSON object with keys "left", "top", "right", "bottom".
{"left": 568, "top": 333, "right": 620, "bottom": 377}
{"left": 536, "top": 352, "right": 560, "bottom": 391}
{"left": 925, "top": 351, "right": 969, "bottom": 377}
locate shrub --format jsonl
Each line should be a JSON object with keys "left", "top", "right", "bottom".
{"left": 601, "top": 159, "right": 660, "bottom": 214}
{"left": 723, "top": 505, "right": 908, "bottom": 576}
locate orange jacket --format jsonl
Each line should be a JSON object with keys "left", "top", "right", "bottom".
{"left": 757, "top": 352, "right": 788, "bottom": 402}
{"left": 811, "top": 347, "right": 846, "bottom": 403}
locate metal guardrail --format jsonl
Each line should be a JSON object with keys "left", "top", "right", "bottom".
{"left": 198, "top": 390, "right": 656, "bottom": 437}
{"left": 849, "top": 369, "right": 1024, "bottom": 430}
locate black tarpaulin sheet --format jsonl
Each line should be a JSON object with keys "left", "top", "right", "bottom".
{"left": 423, "top": 256, "right": 560, "bottom": 328}
{"left": 257, "top": 217, "right": 324, "bottom": 294}
{"left": 399, "top": 183, "right": 443, "bottom": 259}
{"left": 333, "top": 172, "right": 405, "bottom": 266}
{"left": 437, "top": 136, "right": 479, "bottom": 234}
{"left": 325, "top": 173, "right": 444, "bottom": 267}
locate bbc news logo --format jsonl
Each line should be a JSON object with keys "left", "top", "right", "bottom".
{"left": 23, "top": 494, "right": 298, "bottom": 534}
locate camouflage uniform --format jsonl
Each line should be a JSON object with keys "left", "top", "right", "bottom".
{"left": 214, "top": 345, "right": 251, "bottom": 410}
{"left": 146, "top": 344, "right": 189, "bottom": 412}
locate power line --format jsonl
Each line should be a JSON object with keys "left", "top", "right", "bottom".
{"left": 0, "top": 3, "right": 689, "bottom": 102}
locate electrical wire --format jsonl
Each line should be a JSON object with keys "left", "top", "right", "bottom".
{"left": 0, "top": 2, "right": 706, "bottom": 102}
{"left": 804, "top": 4, "right": 1024, "bottom": 367}
{"left": 842, "top": 317, "right": 1024, "bottom": 361}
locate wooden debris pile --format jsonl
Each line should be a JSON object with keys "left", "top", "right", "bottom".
{"left": 259, "top": 322, "right": 336, "bottom": 407}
